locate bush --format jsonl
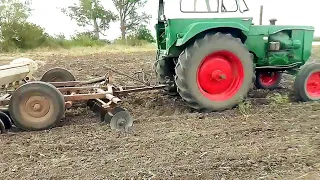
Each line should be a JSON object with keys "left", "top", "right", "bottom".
{"left": 45, "top": 32, "right": 109, "bottom": 48}
{"left": 314, "top": 36, "right": 320, "bottom": 42}
{"left": 43, "top": 35, "right": 73, "bottom": 49}
{"left": 0, "top": 21, "right": 152, "bottom": 52}
{"left": 114, "top": 35, "right": 149, "bottom": 46}
{"left": 69, "top": 32, "right": 106, "bottom": 47}
{"left": 113, "top": 25, "right": 155, "bottom": 46}
{"left": 135, "top": 25, "right": 155, "bottom": 43}
{"left": 0, "top": 22, "right": 48, "bottom": 51}
{"left": 0, "top": 24, "right": 109, "bottom": 52}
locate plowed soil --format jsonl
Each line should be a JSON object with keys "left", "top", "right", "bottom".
{"left": 1, "top": 48, "right": 320, "bottom": 180}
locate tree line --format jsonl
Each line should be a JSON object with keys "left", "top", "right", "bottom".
{"left": 0, "top": 0, "right": 155, "bottom": 52}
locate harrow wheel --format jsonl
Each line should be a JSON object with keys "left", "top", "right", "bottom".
{"left": 254, "top": 71, "right": 282, "bottom": 89}
{"left": 9, "top": 81, "right": 65, "bottom": 131}
{"left": 40, "top": 67, "right": 76, "bottom": 82}
{"left": 104, "top": 107, "right": 133, "bottom": 130}
{"left": 294, "top": 63, "right": 320, "bottom": 101}
{"left": 175, "top": 32, "right": 254, "bottom": 112}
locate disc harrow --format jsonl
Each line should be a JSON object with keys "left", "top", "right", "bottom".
{"left": 0, "top": 61, "right": 165, "bottom": 134}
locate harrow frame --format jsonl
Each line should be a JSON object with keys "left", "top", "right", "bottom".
{"left": 0, "top": 66, "right": 166, "bottom": 134}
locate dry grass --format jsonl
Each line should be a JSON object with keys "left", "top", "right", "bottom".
{"left": 0, "top": 44, "right": 157, "bottom": 61}
{"left": 0, "top": 44, "right": 319, "bottom": 62}
{"left": 312, "top": 46, "right": 320, "bottom": 59}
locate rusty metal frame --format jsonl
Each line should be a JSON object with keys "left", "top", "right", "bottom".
{"left": 0, "top": 67, "right": 167, "bottom": 115}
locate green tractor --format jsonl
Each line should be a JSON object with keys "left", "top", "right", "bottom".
{"left": 155, "top": 0, "right": 319, "bottom": 112}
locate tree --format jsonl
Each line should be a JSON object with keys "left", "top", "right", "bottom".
{"left": 112, "top": 0, "right": 151, "bottom": 40}
{"left": 0, "top": 0, "right": 32, "bottom": 23}
{"left": 135, "top": 25, "right": 155, "bottom": 43}
{"left": 0, "top": 0, "right": 41, "bottom": 51}
{"left": 61, "top": 0, "right": 117, "bottom": 39}
{"left": 0, "top": 21, "right": 48, "bottom": 51}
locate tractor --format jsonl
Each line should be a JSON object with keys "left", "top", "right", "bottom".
{"left": 0, "top": 0, "right": 318, "bottom": 133}
{"left": 154, "top": 0, "right": 318, "bottom": 112}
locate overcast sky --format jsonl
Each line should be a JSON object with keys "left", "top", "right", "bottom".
{"left": 27, "top": 0, "right": 319, "bottom": 40}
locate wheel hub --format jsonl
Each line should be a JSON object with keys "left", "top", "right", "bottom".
{"left": 108, "top": 109, "right": 133, "bottom": 130}
{"left": 197, "top": 51, "right": 244, "bottom": 101}
{"left": 33, "top": 103, "right": 41, "bottom": 111}
{"left": 117, "top": 118, "right": 127, "bottom": 127}
{"left": 211, "top": 70, "right": 226, "bottom": 81}
{"left": 306, "top": 71, "right": 320, "bottom": 97}
{"left": 22, "top": 96, "right": 51, "bottom": 120}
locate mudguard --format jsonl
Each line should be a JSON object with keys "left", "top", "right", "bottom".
{"left": 176, "top": 22, "right": 250, "bottom": 46}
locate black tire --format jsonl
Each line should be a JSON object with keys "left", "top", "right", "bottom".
{"left": 254, "top": 71, "right": 282, "bottom": 89}
{"left": 294, "top": 62, "right": 320, "bottom": 101}
{"left": 9, "top": 81, "right": 65, "bottom": 131}
{"left": 0, "top": 111, "right": 12, "bottom": 129}
{"left": 175, "top": 32, "right": 254, "bottom": 111}
{"left": 40, "top": 67, "right": 76, "bottom": 82}
{"left": 155, "top": 56, "right": 178, "bottom": 95}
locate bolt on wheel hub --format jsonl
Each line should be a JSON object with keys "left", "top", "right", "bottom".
{"left": 117, "top": 118, "right": 126, "bottom": 127}
{"left": 211, "top": 70, "right": 227, "bottom": 81}
{"left": 33, "top": 103, "right": 41, "bottom": 111}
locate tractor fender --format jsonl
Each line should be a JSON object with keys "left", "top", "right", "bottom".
{"left": 175, "top": 22, "right": 250, "bottom": 47}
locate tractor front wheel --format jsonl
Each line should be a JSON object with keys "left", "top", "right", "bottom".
{"left": 175, "top": 32, "right": 254, "bottom": 111}
{"left": 294, "top": 63, "right": 320, "bottom": 101}
{"left": 155, "top": 56, "right": 177, "bottom": 95}
{"left": 254, "top": 71, "right": 282, "bottom": 89}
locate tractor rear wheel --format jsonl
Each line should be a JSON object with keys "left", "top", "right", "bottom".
{"left": 155, "top": 56, "right": 177, "bottom": 95}
{"left": 254, "top": 71, "right": 282, "bottom": 89}
{"left": 175, "top": 32, "right": 254, "bottom": 111}
{"left": 294, "top": 62, "right": 320, "bottom": 101}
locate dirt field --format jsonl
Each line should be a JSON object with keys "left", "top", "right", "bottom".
{"left": 1, "top": 47, "right": 320, "bottom": 179}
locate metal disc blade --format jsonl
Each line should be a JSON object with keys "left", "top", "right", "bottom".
{"left": 104, "top": 107, "right": 127, "bottom": 124}
{"left": 0, "top": 119, "right": 6, "bottom": 134}
{"left": 99, "top": 111, "right": 107, "bottom": 122}
{"left": 109, "top": 110, "right": 133, "bottom": 130}
{"left": 86, "top": 100, "right": 95, "bottom": 108}
{"left": 0, "top": 111, "right": 12, "bottom": 129}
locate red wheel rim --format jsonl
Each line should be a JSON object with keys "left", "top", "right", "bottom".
{"left": 259, "top": 72, "right": 280, "bottom": 86}
{"left": 306, "top": 71, "right": 320, "bottom": 98}
{"left": 197, "top": 50, "right": 244, "bottom": 101}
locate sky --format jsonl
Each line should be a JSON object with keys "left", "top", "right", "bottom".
{"left": 27, "top": 0, "right": 319, "bottom": 40}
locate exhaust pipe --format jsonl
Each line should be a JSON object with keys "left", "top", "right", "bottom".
{"left": 259, "top": 5, "right": 263, "bottom": 25}
{"left": 269, "top": 18, "right": 277, "bottom": 25}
